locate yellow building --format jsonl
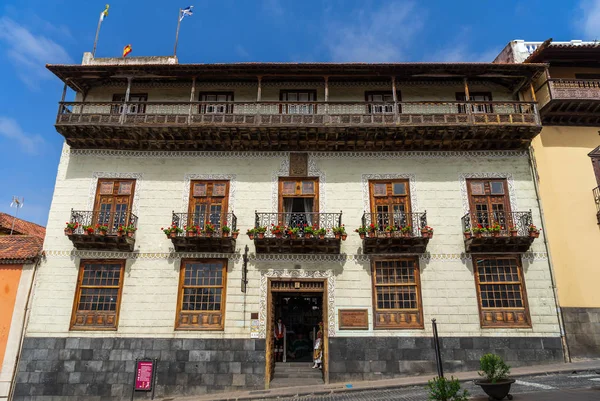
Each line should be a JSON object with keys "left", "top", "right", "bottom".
{"left": 497, "top": 40, "right": 600, "bottom": 359}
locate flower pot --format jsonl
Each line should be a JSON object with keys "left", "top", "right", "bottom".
{"left": 474, "top": 232, "right": 483, "bottom": 238}
{"left": 304, "top": 233, "right": 312, "bottom": 239}
{"left": 274, "top": 233, "right": 283, "bottom": 239}
{"left": 84, "top": 230, "right": 93, "bottom": 236}
{"left": 491, "top": 231, "right": 500, "bottom": 237}
{"left": 99, "top": 230, "right": 107, "bottom": 236}
{"left": 341, "top": 234, "right": 347, "bottom": 241}
{"left": 117, "top": 231, "right": 124, "bottom": 237}
{"left": 510, "top": 230, "right": 518, "bottom": 237}
{"left": 359, "top": 233, "right": 366, "bottom": 239}
{"left": 402, "top": 232, "right": 411, "bottom": 238}
{"left": 474, "top": 379, "right": 515, "bottom": 400}
{"left": 232, "top": 232, "right": 239, "bottom": 239}
{"left": 318, "top": 234, "right": 325, "bottom": 239}
{"left": 187, "top": 231, "right": 196, "bottom": 237}
{"left": 529, "top": 231, "right": 539, "bottom": 238}
{"left": 127, "top": 231, "right": 134, "bottom": 238}
{"left": 290, "top": 233, "right": 298, "bottom": 239}
{"left": 368, "top": 232, "right": 375, "bottom": 238}
{"left": 223, "top": 231, "right": 230, "bottom": 238}
{"left": 248, "top": 234, "right": 255, "bottom": 240}
{"left": 385, "top": 232, "right": 392, "bottom": 238}
{"left": 421, "top": 230, "right": 429, "bottom": 237}
{"left": 464, "top": 232, "right": 472, "bottom": 239}
{"left": 64, "top": 228, "right": 73, "bottom": 236}
{"left": 257, "top": 233, "right": 265, "bottom": 239}
{"left": 335, "top": 233, "right": 341, "bottom": 240}
{"left": 205, "top": 232, "right": 213, "bottom": 238}
{"left": 169, "top": 231, "right": 177, "bottom": 239}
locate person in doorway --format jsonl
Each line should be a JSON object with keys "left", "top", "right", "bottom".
{"left": 274, "top": 317, "right": 286, "bottom": 362}
{"left": 312, "top": 330, "right": 323, "bottom": 369}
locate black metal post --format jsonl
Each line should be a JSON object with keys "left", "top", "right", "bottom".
{"left": 432, "top": 318, "right": 444, "bottom": 378}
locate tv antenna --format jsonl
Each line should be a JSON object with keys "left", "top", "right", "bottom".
{"left": 9, "top": 196, "right": 24, "bottom": 235}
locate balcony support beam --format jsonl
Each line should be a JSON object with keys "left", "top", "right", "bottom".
{"left": 324, "top": 76, "right": 329, "bottom": 115}
{"left": 189, "top": 76, "right": 196, "bottom": 120}
{"left": 392, "top": 76, "right": 398, "bottom": 117}
{"left": 463, "top": 77, "right": 470, "bottom": 99}
{"left": 120, "top": 77, "right": 133, "bottom": 123}
{"left": 530, "top": 82, "right": 537, "bottom": 102}
{"left": 257, "top": 76, "right": 262, "bottom": 102}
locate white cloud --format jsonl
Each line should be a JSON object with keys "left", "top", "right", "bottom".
{"left": 0, "top": 117, "right": 44, "bottom": 154}
{"left": 430, "top": 44, "right": 501, "bottom": 63}
{"left": 579, "top": 0, "right": 600, "bottom": 38}
{"left": 325, "top": 1, "right": 424, "bottom": 62}
{"left": 0, "top": 17, "right": 72, "bottom": 89}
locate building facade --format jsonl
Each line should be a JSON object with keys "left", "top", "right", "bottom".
{"left": 13, "top": 54, "right": 563, "bottom": 400}
{"left": 496, "top": 39, "right": 600, "bottom": 359}
{"left": 0, "top": 213, "right": 45, "bottom": 401}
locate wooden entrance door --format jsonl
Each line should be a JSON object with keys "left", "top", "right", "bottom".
{"left": 188, "top": 181, "right": 229, "bottom": 230}
{"left": 93, "top": 179, "right": 135, "bottom": 232}
{"left": 369, "top": 180, "right": 411, "bottom": 230}
{"left": 467, "top": 179, "right": 511, "bottom": 230}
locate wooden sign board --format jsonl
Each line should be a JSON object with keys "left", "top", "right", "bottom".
{"left": 338, "top": 309, "right": 369, "bottom": 330}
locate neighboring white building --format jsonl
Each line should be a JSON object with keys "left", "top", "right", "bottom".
{"left": 13, "top": 54, "right": 562, "bottom": 400}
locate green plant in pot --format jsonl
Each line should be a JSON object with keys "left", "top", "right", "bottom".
{"left": 474, "top": 353, "right": 515, "bottom": 400}
{"left": 427, "top": 376, "right": 469, "bottom": 401}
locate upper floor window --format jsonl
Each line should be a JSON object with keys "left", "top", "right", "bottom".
{"left": 280, "top": 90, "right": 317, "bottom": 114}
{"left": 279, "top": 177, "right": 318, "bottom": 228}
{"left": 199, "top": 92, "right": 234, "bottom": 114}
{"left": 467, "top": 179, "right": 510, "bottom": 229}
{"left": 369, "top": 180, "right": 411, "bottom": 230}
{"left": 94, "top": 179, "right": 136, "bottom": 233}
{"left": 70, "top": 260, "right": 125, "bottom": 330}
{"left": 188, "top": 180, "right": 229, "bottom": 229}
{"left": 589, "top": 146, "right": 600, "bottom": 187}
{"left": 111, "top": 93, "right": 148, "bottom": 114}
{"left": 365, "top": 91, "right": 401, "bottom": 114}
{"left": 456, "top": 92, "right": 493, "bottom": 114}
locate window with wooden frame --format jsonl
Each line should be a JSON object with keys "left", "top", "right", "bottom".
{"left": 372, "top": 258, "right": 423, "bottom": 329}
{"left": 176, "top": 259, "right": 227, "bottom": 330}
{"left": 278, "top": 177, "right": 319, "bottom": 228}
{"left": 70, "top": 260, "right": 125, "bottom": 330}
{"left": 198, "top": 92, "right": 234, "bottom": 114}
{"left": 279, "top": 90, "right": 317, "bottom": 114}
{"left": 111, "top": 93, "right": 148, "bottom": 114}
{"left": 365, "top": 91, "right": 401, "bottom": 114}
{"left": 369, "top": 180, "right": 411, "bottom": 230}
{"left": 589, "top": 147, "right": 600, "bottom": 187}
{"left": 94, "top": 179, "right": 136, "bottom": 233}
{"left": 456, "top": 91, "right": 493, "bottom": 114}
{"left": 473, "top": 256, "right": 531, "bottom": 328}
{"left": 467, "top": 179, "right": 510, "bottom": 230}
{"left": 188, "top": 181, "right": 229, "bottom": 230}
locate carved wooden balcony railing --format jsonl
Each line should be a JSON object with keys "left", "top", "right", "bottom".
{"left": 536, "top": 79, "right": 600, "bottom": 125}
{"left": 253, "top": 211, "right": 343, "bottom": 254}
{"left": 360, "top": 211, "right": 430, "bottom": 254}
{"left": 170, "top": 212, "right": 237, "bottom": 252}
{"left": 55, "top": 100, "right": 541, "bottom": 151}
{"left": 461, "top": 210, "right": 536, "bottom": 253}
{"left": 66, "top": 209, "right": 138, "bottom": 251}
{"left": 594, "top": 186, "right": 600, "bottom": 225}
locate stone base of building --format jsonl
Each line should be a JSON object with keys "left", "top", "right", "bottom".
{"left": 329, "top": 336, "right": 563, "bottom": 382}
{"left": 13, "top": 337, "right": 265, "bottom": 400}
{"left": 563, "top": 307, "right": 600, "bottom": 359}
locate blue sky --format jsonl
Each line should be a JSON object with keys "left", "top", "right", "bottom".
{"left": 0, "top": 0, "right": 599, "bottom": 226}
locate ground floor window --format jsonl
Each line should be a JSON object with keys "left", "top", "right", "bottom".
{"left": 474, "top": 256, "right": 531, "bottom": 328}
{"left": 70, "top": 260, "right": 125, "bottom": 330}
{"left": 372, "top": 257, "right": 423, "bottom": 329}
{"left": 176, "top": 259, "right": 227, "bottom": 330}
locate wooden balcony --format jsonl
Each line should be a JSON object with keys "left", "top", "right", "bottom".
{"left": 461, "top": 211, "right": 537, "bottom": 253}
{"left": 65, "top": 210, "right": 138, "bottom": 252}
{"left": 169, "top": 212, "right": 237, "bottom": 252}
{"left": 361, "top": 212, "right": 430, "bottom": 254}
{"left": 536, "top": 79, "right": 600, "bottom": 125}
{"left": 253, "top": 212, "right": 342, "bottom": 254}
{"left": 594, "top": 186, "right": 600, "bottom": 225}
{"left": 55, "top": 100, "right": 540, "bottom": 151}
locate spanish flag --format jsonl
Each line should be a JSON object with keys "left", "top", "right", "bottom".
{"left": 122, "top": 44, "right": 132, "bottom": 58}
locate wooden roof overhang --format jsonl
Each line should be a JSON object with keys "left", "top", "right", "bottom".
{"left": 525, "top": 39, "right": 600, "bottom": 67}
{"left": 47, "top": 62, "right": 547, "bottom": 93}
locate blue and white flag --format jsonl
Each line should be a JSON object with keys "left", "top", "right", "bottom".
{"left": 180, "top": 6, "right": 193, "bottom": 21}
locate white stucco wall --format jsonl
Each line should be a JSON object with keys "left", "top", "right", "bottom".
{"left": 29, "top": 145, "right": 559, "bottom": 340}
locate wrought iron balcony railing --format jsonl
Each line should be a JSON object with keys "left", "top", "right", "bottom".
{"left": 69, "top": 209, "right": 138, "bottom": 236}
{"left": 361, "top": 211, "right": 427, "bottom": 236}
{"left": 171, "top": 212, "right": 237, "bottom": 236}
{"left": 461, "top": 211, "right": 533, "bottom": 236}
{"left": 594, "top": 186, "right": 600, "bottom": 224}
{"left": 254, "top": 212, "right": 342, "bottom": 238}
{"left": 56, "top": 100, "right": 539, "bottom": 127}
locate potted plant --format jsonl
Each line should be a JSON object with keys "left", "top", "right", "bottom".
{"left": 428, "top": 376, "right": 469, "bottom": 401}
{"left": 508, "top": 225, "right": 518, "bottom": 237}
{"left": 288, "top": 226, "right": 300, "bottom": 239}
{"left": 83, "top": 225, "right": 95, "bottom": 235}
{"left": 116, "top": 224, "right": 126, "bottom": 237}
{"left": 316, "top": 227, "right": 327, "bottom": 239}
{"left": 368, "top": 223, "right": 379, "bottom": 238}
{"left": 204, "top": 222, "right": 216, "bottom": 237}
{"left": 222, "top": 226, "right": 231, "bottom": 237}
{"left": 385, "top": 225, "right": 396, "bottom": 238}
{"left": 270, "top": 224, "right": 285, "bottom": 238}
{"left": 303, "top": 225, "right": 315, "bottom": 239}
{"left": 355, "top": 225, "right": 368, "bottom": 239}
{"left": 332, "top": 225, "right": 347, "bottom": 240}
{"left": 125, "top": 223, "right": 136, "bottom": 238}
{"left": 474, "top": 353, "right": 514, "bottom": 400}
{"left": 231, "top": 229, "right": 240, "bottom": 239}
{"left": 463, "top": 229, "right": 472, "bottom": 239}
{"left": 185, "top": 225, "right": 199, "bottom": 237}
{"left": 64, "top": 222, "right": 79, "bottom": 236}
{"left": 95, "top": 223, "right": 109, "bottom": 236}
{"left": 421, "top": 225, "right": 434, "bottom": 239}
{"left": 255, "top": 226, "right": 267, "bottom": 239}
{"left": 489, "top": 221, "right": 502, "bottom": 237}
{"left": 247, "top": 228, "right": 256, "bottom": 240}
{"left": 162, "top": 223, "right": 183, "bottom": 239}
{"left": 472, "top": 224, "right": 485, "bottom": 238}
{"left": 528, "top": 224, "right": 540, "bottom": 238}
{"left": 401, "top": 225, "right": 412, "bottom": 237}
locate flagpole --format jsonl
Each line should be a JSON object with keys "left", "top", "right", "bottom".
{"left": 173, "top": 9, "right": 182, "bottom": 57}
{"left": 92, "top": 13, "right": 103, "bottom": 57}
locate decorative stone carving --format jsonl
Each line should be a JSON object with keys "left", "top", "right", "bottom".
{"left": 289, "top": 153, "right": 308, "bottom": 176}
{"left": 88, "top": 172, "right": 143, "bottom": 216}
{"left": 458, "top": 172, "right": 517, "bottom": 214}
{"left": 182, "top": 174, "right": 237, "bottom": 213}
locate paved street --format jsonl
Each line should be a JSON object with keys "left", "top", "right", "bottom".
{"left": 257, "top": 371, "right": 600, "bottom": 400}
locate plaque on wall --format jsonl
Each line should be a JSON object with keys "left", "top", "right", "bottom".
{"left": 338, "top": 309, "right": 369, "bottom": 330}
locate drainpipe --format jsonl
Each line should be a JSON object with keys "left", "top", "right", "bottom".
{"left": 7, "top": 255, "right": 42, "bottom": 401}
{"left": 528, "top": 146, "right": 571, "bottom": 363}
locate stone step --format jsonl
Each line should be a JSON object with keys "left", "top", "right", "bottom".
{"left": 269, "top": 377, "right": 325, "bottom": 388}
{"left": 273, "top": 372, "right": 323, "bottom": 379}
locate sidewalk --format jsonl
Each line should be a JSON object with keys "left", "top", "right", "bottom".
{"left": 171, "top": 360, "right": 600, "bottom": 401}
